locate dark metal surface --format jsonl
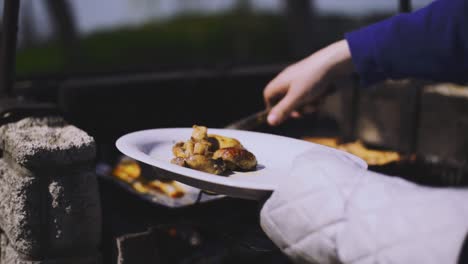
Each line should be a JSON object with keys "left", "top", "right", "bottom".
{"left": 0, "top": 0, "right": 21, "bottom": 97}
{"left": 225, "top": 109, "right": 269, "bottom": 130}
{"left": 0, "top": 98, "right": 58, "bottom": 126}
{"left": 399, "top": 0, "right": 412, "bottom": 13}
{"left": 370, "top": 157, "right": 468, "bottom": 187}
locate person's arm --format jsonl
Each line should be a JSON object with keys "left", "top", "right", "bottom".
{"left": 264, "top": 0, "right": 468, "bottom": 126}
{"left": 346, "top": 0, "right": 468, "bottom": 86}
{"left": 264, "top": 40, "right": 353, "bottom": 126}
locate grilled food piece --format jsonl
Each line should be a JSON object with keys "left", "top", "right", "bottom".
{"left": 171, "top": 157, "right": 186, "bottom": 167}
{"left": 173, "top": 142, "right": 186, "bottom": 158}
{"left": 302, "top": 137, "right": 401, "bottom": 166}
{"left": 171, "top": 125, "right": 257, "bottom": 175}
{"left": 185, "top": 154, "right": 226, "bottom": 175}
{"left": 337, "top": 141, "right": 400, "bottom": 166}
{"left": 113, "top": 158, "right": 142, "bottom": 183}
{"left": 148, "top": 180, "right": 185, "bottom": 198}
{"left": 132, "top": 181, "right": 149, "bottom": 194}
{"left": 208, "top": 134, "right": 243, "bottom": 149}
{"left": 213, "top": 147, "right": 257, "bottom": 171}
{"left": 192, "top": 125, "right": 208, "bottom": 141}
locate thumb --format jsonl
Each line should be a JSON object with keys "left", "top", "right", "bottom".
{"left": 267, "top": 88, "right": 303, "bottom": 126}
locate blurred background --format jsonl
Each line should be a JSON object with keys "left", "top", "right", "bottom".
{"left": 10, "top": 0, "right": 433, "bottom": 78}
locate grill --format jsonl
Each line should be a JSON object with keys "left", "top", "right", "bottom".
{"left": 96, "top": 110, "right": 468, "bottom": 263}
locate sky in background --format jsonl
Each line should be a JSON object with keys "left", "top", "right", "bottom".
{"left": 71, "top": 0, "right": 434, "bottom": 34}
{"left": 19, "top": 0, "right": 434, "bottom": 40}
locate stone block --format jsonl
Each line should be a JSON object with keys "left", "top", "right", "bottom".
{"left": 0, "top": 117, "right": 101, "bottom": 262}
{"left": 0, "top": 117, "right": 95, "bottom": 169}
{"left": 1, "top": 233, "right": 100, "bottom": 264}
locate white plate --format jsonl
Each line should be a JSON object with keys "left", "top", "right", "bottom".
{"left": 116, "top": 128, "right": 367, "bottom": 200}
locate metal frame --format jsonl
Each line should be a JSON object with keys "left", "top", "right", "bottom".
{"left": 399, "top": 0, "right": 412, "bottom": 12}
{"left": 0, "top": 0, "right": 57, "bottom": 125}
{"left": 0, "top": 0, "right": 20, "bottom": 97}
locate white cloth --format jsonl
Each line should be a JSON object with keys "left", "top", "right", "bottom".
{"left": 260, "top": 149, "right": 468, "bottom": 264}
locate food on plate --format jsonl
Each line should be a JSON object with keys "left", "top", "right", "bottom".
{"left": 112, "top": 157, "right": 186, "bottom": 198}
{"left": 208, "top": 134, "right": 243, "bottom": 149}
{"left": 184, "top": 154, "right": 226, "bottom": 175}
{"left": 303, "top": 137, "right": 400, "bottom": 166}
{"left": 212, "top": 147, "right": 257, "bottom": 171}
{"left": 171, "top": 125, "right": 257, "bottom": 174}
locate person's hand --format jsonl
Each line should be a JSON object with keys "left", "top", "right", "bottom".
{"left": 264, "top": 40, "right": 354, "bottom": 126}
{"left": 260, "top": 149, "right": 468, "bottom": 264}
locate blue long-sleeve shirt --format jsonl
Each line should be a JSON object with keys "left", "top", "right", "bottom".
{"left": 345, "top": 0, "right": 468, "bottom": 86}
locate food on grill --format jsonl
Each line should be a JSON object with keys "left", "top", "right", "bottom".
{"left": 132, "top": 181, "right": 149, "bottom": 194}
{"left": 171, "top": 125, "right": 257, "bottom": 174}
{"left": 112, "top": 157, "right": 142, "bottom": 183}
{"left": 303, "top": 137, "right": 400, "bottom": 166}
{"left": 147, "top": 180, "right": 185, "bottom": 198}
{"left": 337, "top": 141, "right": 400, "bottom": 166}
{"left": 302, "top": 137, "right": 339, "bottom": 148}
{"left": 112, "top": 157, "right": 186, "bottom": 198}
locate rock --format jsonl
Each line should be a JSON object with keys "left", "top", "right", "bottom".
{"left": 1, "top": 233, "right": 100, "bottom": 263}
{"left": 0, "top": 117, "right": 95, "bottom": 169}
{"left": 0, "top": 117, "right": 101, "bottom": 263}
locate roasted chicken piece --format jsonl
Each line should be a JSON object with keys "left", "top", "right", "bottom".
{"left": 212, "top": 147, "right": 257, "bottom": 171}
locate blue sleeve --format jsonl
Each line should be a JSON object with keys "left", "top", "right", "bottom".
{"left": 345, "top": 0, "right": 468, "bottom": 86}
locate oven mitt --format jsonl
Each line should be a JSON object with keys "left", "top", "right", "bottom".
{"left": 260, "top": 149, "right": 468, "bottom": 264}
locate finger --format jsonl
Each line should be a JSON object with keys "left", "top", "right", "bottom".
{"left": 267, "top": 86, "right": 304, "bottom": 126}
{"left": 263, "top": 73, "right": 289, "bottom": 107}
{"left": 290, "top": 111, "right": 302, "bottom": 119}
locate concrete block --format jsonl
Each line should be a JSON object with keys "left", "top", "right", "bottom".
{"left": 0, "top": 160, "right": 42, "bottom": 257}
{"left": 0, "top": 117, "right": 95, "bottom": 169}
{"left": 0, "top": 117, "right": 101, "bottom": 262}
{"left": 1, "top": 233, "right": 100, "bottom": 264}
